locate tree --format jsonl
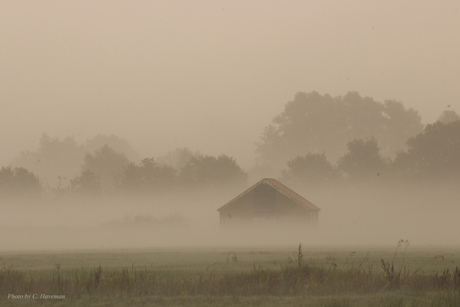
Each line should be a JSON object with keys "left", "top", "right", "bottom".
{"left": 119, "top": 157, "right": 176, "bottom": 194}
{"left": 0, "top": 166, "right": 41, "bottom": 199}
{"left": 281, "top": 153, "right": 335, "bottom": 186}
{"left": 179, "top": 154, "right": 247, "bottom": 189}
{"left": 12, "top": 134, "right": 139, "bottom": 190}
{"left": 336, "top": 138, "right": 387, "bottom": 181}
{"left": 81, "top": 145, "right": 129, "bottom": 193}
{"left": 437, "top": 110, "right": 460, "bottom": 124}
{"left": 12, "top": 134, "right": 84, "bottom": 187}
{"left": 256, "top": 91, "right": 338, "bottom": 167}
{"left": 256, "top": 91, "right": 423, "bottom": 170}
{"left": 156, "top": 147, "right": 200, "bottom": 170}
{"left": 82, "top": 134, "right": 139, "bottom": 162}
{"left": 70, "top": 169, "right": 101, "bottom": 198}
{"left": 381, "top": 100, "right": 424, "bottom": 156}
{"left": 392, "top": 121, "right": 460, "bottom": 180}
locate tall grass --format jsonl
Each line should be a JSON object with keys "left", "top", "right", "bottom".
{"left": 1, "top": 262, "right": 459, "bottom": 298}
{"left": 1, "top": 243, "right": 460, "bottom": 301}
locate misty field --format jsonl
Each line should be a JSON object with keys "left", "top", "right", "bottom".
{"left": 1, "top": 245, "right": 460, "bottom": 306}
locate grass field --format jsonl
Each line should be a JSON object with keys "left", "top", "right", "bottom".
{"left": 1, "top": 244, "right": 460, "bottom": 306}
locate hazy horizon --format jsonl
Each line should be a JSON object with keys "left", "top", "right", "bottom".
{"left": 1, "top": 1, "right": 460, "bottom": 169}
{"left": 1, "top": 1, "right": 460, "bottom": 251}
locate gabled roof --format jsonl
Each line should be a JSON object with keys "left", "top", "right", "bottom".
{"left": 217, "top": 178, "right": 320, "bottom": 212}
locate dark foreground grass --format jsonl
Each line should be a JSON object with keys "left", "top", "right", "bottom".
{"left": 1, "top": 261, "right": 460, "bottom": 306}
{"left": 1, "top": 244, "right": 460, "bottom": 306}
{"left": 1, "top": 293, "right": 460, "bottom": 307}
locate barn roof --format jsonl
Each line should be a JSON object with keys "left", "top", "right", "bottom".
{"left": 217, "top": 178, "right": 320, "bottom": 212}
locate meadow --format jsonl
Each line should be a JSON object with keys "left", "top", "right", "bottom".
{"left": 1, "top": 243, "right": 460, "bottom": 306}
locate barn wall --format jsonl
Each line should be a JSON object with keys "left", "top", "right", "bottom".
{"left": 219, "top": 195, "right": 254, "bottom": 227}
{"left": 219, "top": 183, "right": 319, "bottom": 229}
{"left": 275, "top": 192, "right": 318, "bottom": 224}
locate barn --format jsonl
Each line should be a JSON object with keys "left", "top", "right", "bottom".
{"left": 217, "top": 178, "right": 320, "bottom": 229}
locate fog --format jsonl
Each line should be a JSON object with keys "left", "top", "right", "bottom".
{"left": 1, "top": 1, "right": 460, "bottom": 251}
{"left": 1, "top": 180, "right": 459, "bottom": 251}
{"left": 1, "top": 1, "right": 460, "bottom": 168}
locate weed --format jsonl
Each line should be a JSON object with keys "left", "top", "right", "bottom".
{"left": 412, "top": 254, "right": 445, "bottom": 276}
{"left": 453, "top": 266, "right": 460, "bottom": 289}
{"left": 298, "top": 243, "right": 303, "bottom": 267}
{"left": 226, "top": 252, "right": 238, "bottom": 263}
{"left": 380, "top": 239, "right": 411, "bottom": 290}
{"left": 381, "top": 258, "right": 400, "bottom": 290}
{"left": 1, "top": 245, "right": 460, "bottom": 301}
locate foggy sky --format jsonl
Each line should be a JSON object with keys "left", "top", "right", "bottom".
{"left": 1, "top": 1, "right": 459, "bottom": 168}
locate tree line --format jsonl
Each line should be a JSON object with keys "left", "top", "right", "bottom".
{"left": 255, "top": 91, "right": 426, "bottom": 169}
{"left": 282, "top": 119, "right": 460, "bottom": 187}
{"left": 0, "top": 143, "right": 248, "bottom": 201}
{"left": 1, "top": 91, "right": 459, "bottom": 201}
{"left": 257, "top": 91, "right": 460, "bottom": 187}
